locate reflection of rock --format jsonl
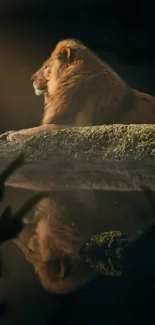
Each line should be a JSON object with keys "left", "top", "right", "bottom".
{"left": 80, "top": 220, "right": 155, "bottom": 278}
{"left": 80, "top": 231, "right": 131, "bottom": 276}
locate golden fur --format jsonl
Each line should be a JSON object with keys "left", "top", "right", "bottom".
{"left": 31, "top": 38, "right": 155, "bottom": 126}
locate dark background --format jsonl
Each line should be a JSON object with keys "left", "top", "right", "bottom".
{"left": 0, "top": 1, "right": 155, "bottom": 324}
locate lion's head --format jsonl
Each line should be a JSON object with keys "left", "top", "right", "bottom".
{"left": 31, "top": 39, "right": 87, "bottom": 96}
{"left": 31, "top": 39, "right": 110, "bottom": 124}
{"left": 31, "top": 59, "right": 51, "bottom": 96}
{"left": 31, "top": 39, "right": 131, "bottom": 125}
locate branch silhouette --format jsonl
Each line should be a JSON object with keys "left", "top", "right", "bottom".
{"left": 0, "top": 154, "right": 49, "bottom": 318}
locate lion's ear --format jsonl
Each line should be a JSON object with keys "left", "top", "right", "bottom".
{"left": 43, "top": 66, "right": 51, "bottom": 80}
{"left": 58, "top": 47, "right": 74, "bottom": 64}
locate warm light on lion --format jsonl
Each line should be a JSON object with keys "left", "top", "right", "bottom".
{"left": 31, "top": 38, "right": 155, "bottom": 128}
{"left": 1, "top": 38, "right": 155, "bottom": 140}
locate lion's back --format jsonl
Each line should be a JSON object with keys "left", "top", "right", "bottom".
{"left": 121, "top": 90, "right": 155, "bottom": 124}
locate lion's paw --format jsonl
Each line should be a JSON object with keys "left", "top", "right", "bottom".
{"left": 0, "top": 131, "right": 26, "bottom": 142}
{"left": 0, "top": 131, "right": 14, "bottom": 141}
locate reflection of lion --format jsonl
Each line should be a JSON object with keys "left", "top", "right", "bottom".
{"left": 31, "top": 38, "right": 155, "bottom": 127}
{"left": 14, "top": 191, "right": 99, "bottom": 294}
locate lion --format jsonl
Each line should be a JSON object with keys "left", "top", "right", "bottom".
{"left": 1, "top": 39, "right": 155, "bottom": 294}
{"left": 1, "top": 38, "right": 155, "bottom": 141}
{"left": 31, "top": 39, "right": 155, "bottom": 127}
